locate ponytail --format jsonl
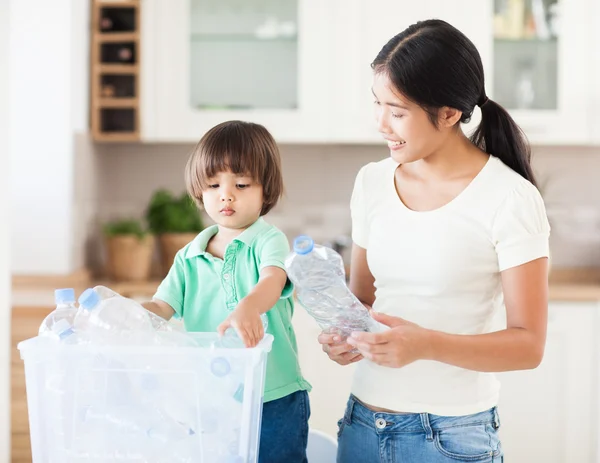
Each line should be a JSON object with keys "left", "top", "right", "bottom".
{"left": 470, "top": 98, "right": 536, "bottom": 186}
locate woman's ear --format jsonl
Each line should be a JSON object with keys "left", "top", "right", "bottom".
{"left": 438, "top": 106, "right": 463, "bottom": 128}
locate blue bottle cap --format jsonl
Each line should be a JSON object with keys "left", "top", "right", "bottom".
{"left": 78, "top": 288, "right": 100, "bottom": 311}
{"left": 54, "top": 288, "right": 75, "bottom": 304}
{"left": 210, "top": 357, "right": 231, "bottom": 377}
{"left": 293, "top": 235, "right": 314, "bottom": 255}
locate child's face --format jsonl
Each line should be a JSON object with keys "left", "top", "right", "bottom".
{"left": 202, "top": 170, "right": 264, "bottom": 231}
{"left": 372, "top": 73, "right": 456, "bottom": 165}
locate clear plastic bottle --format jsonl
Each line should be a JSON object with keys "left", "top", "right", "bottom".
{"left": 91, "top": 285, "right": 198, "bottom": 347}
{"left": 45, "top": 319, "right": 76, "bottom": 342}
{"left": 38, "top": 288, "right": 78, "bottom": 337}
{"left": 75, "top": 288, "right": 154, "bottom": 345}
{"left": 285, "top": 235, "right": 382, "bottom": 337}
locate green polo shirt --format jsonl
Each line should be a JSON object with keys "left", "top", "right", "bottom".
{"left": 154, "top": 217, "right": 311, "bottom": 402}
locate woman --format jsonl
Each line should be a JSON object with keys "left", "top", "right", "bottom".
{"left": 318, "top": 19, "right": 549, "bottom": 463}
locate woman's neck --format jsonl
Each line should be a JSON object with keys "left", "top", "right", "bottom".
{"left": 408, "top": 132, "right": 488, "bottom": 181}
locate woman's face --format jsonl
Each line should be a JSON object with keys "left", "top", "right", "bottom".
{"left": 372, "top": 72, "right": 457, "bottom": 164}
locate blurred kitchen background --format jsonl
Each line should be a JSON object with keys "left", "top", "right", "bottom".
{"left": 3, "top": 0, "right": 600, "bottom": 462}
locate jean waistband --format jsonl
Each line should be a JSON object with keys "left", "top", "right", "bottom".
{"left": 343, "top": 395, "right": 500, "bottom": 438}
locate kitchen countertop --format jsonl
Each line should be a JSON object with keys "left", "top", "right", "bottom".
{"left": 11, "top": 268, "right": 600, "bottom": 307}
{"left": 547, "top": 268, "right": 600, "bottom": 302}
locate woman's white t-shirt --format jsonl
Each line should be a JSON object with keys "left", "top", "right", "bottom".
{"left": 350, "top": 155, "right": 550, "bottom": 416}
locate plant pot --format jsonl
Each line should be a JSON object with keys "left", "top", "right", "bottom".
{"left": 159, "top": 233, "right": 198, "bottom": 275}
{"left": 105, "top": 235, "right": 155, "bottom": 282}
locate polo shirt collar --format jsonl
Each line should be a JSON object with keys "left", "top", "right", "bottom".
{"left": 184, "top": 218, "right": 269, "bottom": 259}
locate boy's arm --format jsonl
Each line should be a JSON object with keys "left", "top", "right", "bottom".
{"left": 148, "top": 248, "right": 188, "bottom": 319}
{"left": 217, "top": 228, "right": 292, "bottom": 346}
{"left": 217, "top": 266, "right": 287, "bottom": 346}
{"left": 142, "top": 299, "right": 176, "bottom": 320}
{"left": 240, "top": 266, "right": 288, "bottom": 314}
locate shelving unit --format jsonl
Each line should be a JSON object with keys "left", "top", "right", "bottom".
{"left": 90, "top": 0, "right": 141, "bottom": 142}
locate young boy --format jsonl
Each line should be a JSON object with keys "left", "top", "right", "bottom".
{"left": 143, "top": 120, "right": 311, "bottom": 462}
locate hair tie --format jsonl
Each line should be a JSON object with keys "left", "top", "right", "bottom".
{"left": 478, "top": 96, "right": 490, "bottom": 108}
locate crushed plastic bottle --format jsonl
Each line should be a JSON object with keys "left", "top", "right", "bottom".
{"left": 285, "top": 235, "right": 383, "bottom": 338}
{"left": 38, "top": 288, "right": 78, "bottom": 337}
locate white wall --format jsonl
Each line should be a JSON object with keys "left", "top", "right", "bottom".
{"left": 1, "top": 1, "right": 12, "bottom": 460}
{"left": 10, "top": 0, "right": 88, "bottom": 275}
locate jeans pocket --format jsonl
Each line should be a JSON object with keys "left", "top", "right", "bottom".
{"left": 434, "top": 424, "right": 501, "bottom": 462}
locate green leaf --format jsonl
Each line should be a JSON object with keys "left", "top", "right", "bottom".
{"left": 145, "top": 189, "right": 204, "bottom": 234}
{"left": 103, "top": 219, "right": 148, "bottom": 239}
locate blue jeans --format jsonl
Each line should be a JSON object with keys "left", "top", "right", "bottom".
{"left": 337, "top": 395, "right": 503, "bottom": 463}
{"left": 259, "top": 390, "right": 310, "bottom": 463}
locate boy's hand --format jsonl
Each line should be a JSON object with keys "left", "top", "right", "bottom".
{"left": 217, "top": 300, "right": 264, "bottom": 348}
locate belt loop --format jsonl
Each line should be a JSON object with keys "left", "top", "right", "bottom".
{"left": 420, "top": 413, "right": 434, "bottom": 441}
{"left": 493, "top": 407, "right": 501, "bottom": 429}
{"left": 345, "top": 395, "right": 356, "bottom": 425}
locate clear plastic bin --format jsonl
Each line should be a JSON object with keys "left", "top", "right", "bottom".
{"left": 18, "top": 333, "right": 273, "bottom": 462}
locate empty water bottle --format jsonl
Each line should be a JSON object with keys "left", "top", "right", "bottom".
{"left": 75, "top": 288, "right": 154, "bottom": 345}
{"left": 285, "top": 235, "right": 382, "bottom": 337}
{"left": 91, "top": 285, "right": 197, "bottom": 347}
{"left": 45, "top": 319, "right": 76, "bottom": 342}
{"left": 39, "top": 288, "right": 78, "bottom": 337}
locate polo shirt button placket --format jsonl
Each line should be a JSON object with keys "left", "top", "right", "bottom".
{"left": 223, "top": 245, "right": 238, "bottom": 312}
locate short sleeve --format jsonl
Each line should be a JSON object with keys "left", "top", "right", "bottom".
{"left": 154, "top": 249, "right": 186, "bottom": 317}
{"left": 257, "top": 229, "right": 294, "bottom": 299}
{"left": 492, "top": 181, "right": 551, "bottom": 272}
{"left": 350, "top": 166, "right": 369, "bottom": 248}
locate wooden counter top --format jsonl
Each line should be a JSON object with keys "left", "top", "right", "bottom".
{"left": 11, "top": 268, "right": 600, "bottom": 307}
{"left": 547, "top": 268, "right": 600, "bottom": 302}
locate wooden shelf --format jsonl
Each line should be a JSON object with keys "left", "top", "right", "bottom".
{"left": 96, "top": 64, "right": 137, "bottom": 74}
{"left": 96, "top": 0, "right": 139, "bottom": 7}
{"left": 96, "top": 32, "right": 137, "bottom": 43}
{"left": 93, "top": 132, "right": 140, "bottom": 142}
{"left": 91, "top": 0, "right": 141, "bottom": 142}
{"left": 96, "top": 97, "right": 138, "bottom": 108}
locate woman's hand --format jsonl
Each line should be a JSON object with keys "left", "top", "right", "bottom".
{"left": 347, "top": 311, "right": 431, "bottom": 368}
{"left": 317, "top": 332, "right": 363, "bottom": 366}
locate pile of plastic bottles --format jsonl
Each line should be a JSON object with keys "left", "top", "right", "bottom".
{"left": 38, "top": 285, "right": 197, "bottom": 347}
{"left": 36, "top": 286, "right": 256, "bottom": 462}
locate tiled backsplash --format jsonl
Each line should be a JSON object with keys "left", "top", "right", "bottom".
{"left": 82, "top": 142, "right": 600, "bottom": 274}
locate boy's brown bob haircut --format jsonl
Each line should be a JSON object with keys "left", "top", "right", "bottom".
{"left": 185, "top": 120, "right": 284, "bottom": 216}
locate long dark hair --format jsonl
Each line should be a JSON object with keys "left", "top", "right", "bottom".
{"left": 372, "top": 19, "right": 536, "bottom": 186}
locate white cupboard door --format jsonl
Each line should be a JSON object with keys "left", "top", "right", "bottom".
{"left": 142, "top": 0, "right": 330, "bottom": 143}
{"left": 497, "top": 302, "right": 598, "bottom": 463}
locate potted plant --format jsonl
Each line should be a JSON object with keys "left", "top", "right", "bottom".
{"left": 103, "top": 218, "right": 154, "bottom": 282}
{"left": 146, "top": 189, "right": 204, "bottom": 275}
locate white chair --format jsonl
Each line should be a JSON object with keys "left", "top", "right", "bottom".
{"left": 306, "top": 428, "right": 338, "bottom": 463}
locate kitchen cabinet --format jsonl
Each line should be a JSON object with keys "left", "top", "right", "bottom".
{"left": 141, "top": 0, "right": 331, "bottom": 143}
{"left": 496, "top": 301, "right": 600, "bottom": 462}
{"left": 486, "top": 0, "right": 593, "bottom": 145}
{"left": 141, "top": 0, "right": 595, "bottom": 145}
